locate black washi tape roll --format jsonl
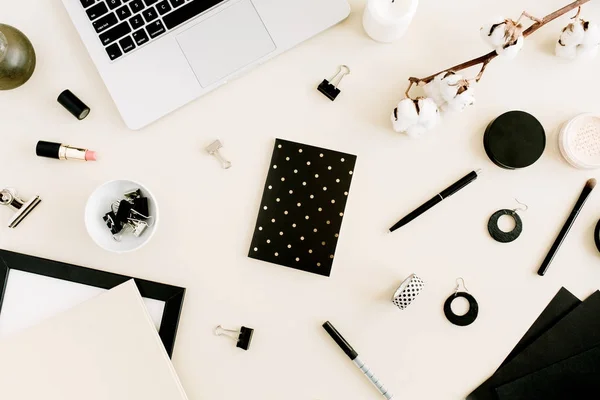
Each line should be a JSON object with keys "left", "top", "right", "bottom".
{"left": 57, "top": 89, "right": 90, "bottom": 120}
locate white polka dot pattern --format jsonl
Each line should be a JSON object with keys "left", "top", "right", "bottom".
{"left": 392, "top": 274, "right": 425, "bottom": 310}
{"left": 248, "top": 139, "right": 357, "bottom": 277}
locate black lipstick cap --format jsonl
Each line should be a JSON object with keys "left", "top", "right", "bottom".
{"left": 36, "top": 141, "right": 61, "bottom": 159}
{"left": 57, "top": 90, "right": 90, "bottom": 120}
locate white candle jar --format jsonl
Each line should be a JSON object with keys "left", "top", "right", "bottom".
{"left": 363, "top": 0, "right": 419, "bottom": 43}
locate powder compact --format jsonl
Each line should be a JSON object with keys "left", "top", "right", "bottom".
{"left": 559, "top": 113, "right": 600, "bottom": 170}
{"left": 484, "top": 111, "right": 546, "bottom": 170}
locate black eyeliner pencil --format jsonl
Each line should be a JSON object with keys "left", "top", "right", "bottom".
{"left": 537, "top": 178, "right": 596, "bottom": 276}
{"left": 389, "top": 169, "right": 481, "bottom": 233}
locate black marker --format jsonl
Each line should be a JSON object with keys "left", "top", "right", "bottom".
{"left": 390, "top": 169, "right": 481, "bottom": 232}
{"left": 322, "top": 321, "right": 394, "bottom": 399}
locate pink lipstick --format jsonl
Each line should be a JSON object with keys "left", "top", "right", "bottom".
{"left": 36, "top": 141, "right": 97, "bottom": 162}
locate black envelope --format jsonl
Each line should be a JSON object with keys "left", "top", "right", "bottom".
{"left": 467, "top": 290, "right": 600, "bottom": 400}
{"left": 499, "top": 287, "right": 581, "bottom": 368}
{"left": 495, "top": 346, "right": 600, "bottom": 400}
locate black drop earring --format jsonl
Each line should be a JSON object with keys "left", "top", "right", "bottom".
{"left": 594, "top": 219, "right": 600, "bottom": 253}
{"left": 488, "top": 199, "right": 528, "bottom": 243}
{"left": 444, "top": 278, "right": 478, "bottom": 327}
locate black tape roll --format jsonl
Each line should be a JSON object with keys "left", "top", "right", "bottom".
{"left": 57, "top": 89, "right": 90, "bottom": 120}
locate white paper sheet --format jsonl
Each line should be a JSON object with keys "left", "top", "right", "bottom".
{"left": 0, "top": 280, "right": 188, "bottom": 400}
{"left": 0, "top": 269, "right": 165, "bottom": 337}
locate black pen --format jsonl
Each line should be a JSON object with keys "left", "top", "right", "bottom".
{"left": 322, "top": 322, "right": 394, "bottom": 399}
{"left": 390, "top": 169, "right": 481, "bottom": 233}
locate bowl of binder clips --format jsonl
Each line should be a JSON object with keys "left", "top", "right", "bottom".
{"left": 85, "top": 180, "right": 159, "bottom": 253}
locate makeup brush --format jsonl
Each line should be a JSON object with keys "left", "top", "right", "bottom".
{"left": 537, "top": 178, "right": 597, "bottom": 276}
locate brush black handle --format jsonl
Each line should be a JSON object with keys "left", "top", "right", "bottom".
{"left": 537, "top": 183, "right": 595, "bottom": 276}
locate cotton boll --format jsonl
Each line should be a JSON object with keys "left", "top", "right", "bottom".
{"left": 577, "top": 44, "right": 599, "bottom": 59}
{"left": 391, "top": 97, "right": 440, "bottom": 137}
{"left": 443, "top": 87, "right": 476, "bottom": 113}
{"left": 391, "top": 98, "right": 419, "bottom": 133}
{"left": 496, "top": 35, "right": 524, "bottom": 59}
{"left": 581, "top": 22, "right": 600, "bottom": 48}
{"left": 481, "top": 17, "right": 507, "bottom": 47}
{"left": 424, "top": 72, "right": 463, "bottom": 108}
{"left": 555, "top": 41, "right": 578, "bottom": 59}
{"left": 439, "top": 74, "right": 464, "bottom": 104}
{"left": 559, "top": 20, "right": 586, "bottom": 47}
{"left": 424, "top": 76, "right": 445, "bottom": 108}
{"left": 417, "top": 98, "right": 440, "bottom": 130}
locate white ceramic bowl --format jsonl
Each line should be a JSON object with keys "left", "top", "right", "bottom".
{"left": 85, "top": 180, "right": 159, "bottom": 253}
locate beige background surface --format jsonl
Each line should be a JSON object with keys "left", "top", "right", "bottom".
{"left": 1, "top": 0, "right": 600, "bottom": 399}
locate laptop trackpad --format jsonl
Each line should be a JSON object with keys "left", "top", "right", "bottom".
{"left": 176, "top": 0, "right": 276, "bottom": 88}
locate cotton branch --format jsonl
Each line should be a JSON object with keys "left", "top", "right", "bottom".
{"left": 406, "top": 0, "right": 592, "bottom": 95}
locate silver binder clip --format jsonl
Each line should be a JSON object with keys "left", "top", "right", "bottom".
{"left": 0, "top": 188, "right": 41, "bottom": 228}
{"left": 206, "top": 140, "right": 232, "bottom": 169}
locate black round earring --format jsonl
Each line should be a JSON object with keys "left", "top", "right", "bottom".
{"left": 444, "top": 278, "right": 478, "bottom": 327}
{"left": 594, "top": 219, "right": 600, "bottom": 253}
{"left": 488, "top": 200, "right": 528, "bottom": 243}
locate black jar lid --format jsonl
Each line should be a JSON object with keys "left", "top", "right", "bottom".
{"left": 484, "top": 111, "right": 546, "bottom": 169}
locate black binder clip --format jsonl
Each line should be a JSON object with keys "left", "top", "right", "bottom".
{"left": 214, "top": 325, "right": 254, "bottom": 351}
{"left": 318, "top": 65, "right": 350, "bottom": 101}
{"left": 1, "top": 188, "right": 41, "bottom": 228}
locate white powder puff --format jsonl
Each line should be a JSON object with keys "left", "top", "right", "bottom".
{"left": 481, "top": 17, "right": 507, "bottom": 47}
{"left": 559, "top": 20, "right": 586, "bottom": 47}
{"left": 581, "top": 22, "right": 600, "bottom": 48}
{"left": 496, "top": 35, "right": 524, "bottom": 59}
{"left": 391, "top": 98, "right": 439, "bottom": 138}
{"left": 443, "top": 86, "right": 476, "bottom": 113}
{"left": 555, "top": 41, "right": 578, "bottom": 59}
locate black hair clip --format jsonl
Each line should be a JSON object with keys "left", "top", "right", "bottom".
{"left": 318, "top": 65, "right": 350, "bottom": 101}
{"left": 214, "top": 325, "right": 254, "bottom": 351}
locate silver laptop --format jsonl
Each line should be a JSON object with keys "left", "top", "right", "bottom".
{"left": 61, "top": 0, "right": 350, "bottom": 129}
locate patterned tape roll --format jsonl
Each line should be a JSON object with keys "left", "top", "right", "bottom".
{"left": 392, "top": 274, "right": 425, "bottom": 310}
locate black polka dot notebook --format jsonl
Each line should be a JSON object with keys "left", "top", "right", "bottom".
{"left": 249, "top": 139, "right": 357, "bottom": 277}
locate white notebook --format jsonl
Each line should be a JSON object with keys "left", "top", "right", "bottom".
{"left": 0, "top": 280, "right": 189, "bottom": 400}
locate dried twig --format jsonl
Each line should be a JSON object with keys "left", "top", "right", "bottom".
{"left": 406, "top": 0, "right": 591, "bottom": 94}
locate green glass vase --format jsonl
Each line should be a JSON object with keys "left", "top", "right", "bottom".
{"left": 0, "top": 24, "right": 36, "bottom": 90}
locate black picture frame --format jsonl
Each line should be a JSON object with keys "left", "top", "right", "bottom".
{"left": 0, "top": 249, "right": 185, "bottom": 357}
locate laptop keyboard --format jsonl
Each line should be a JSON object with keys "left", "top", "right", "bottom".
{"left": 80, "top": 0, "right": 225, "bottom": 61}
